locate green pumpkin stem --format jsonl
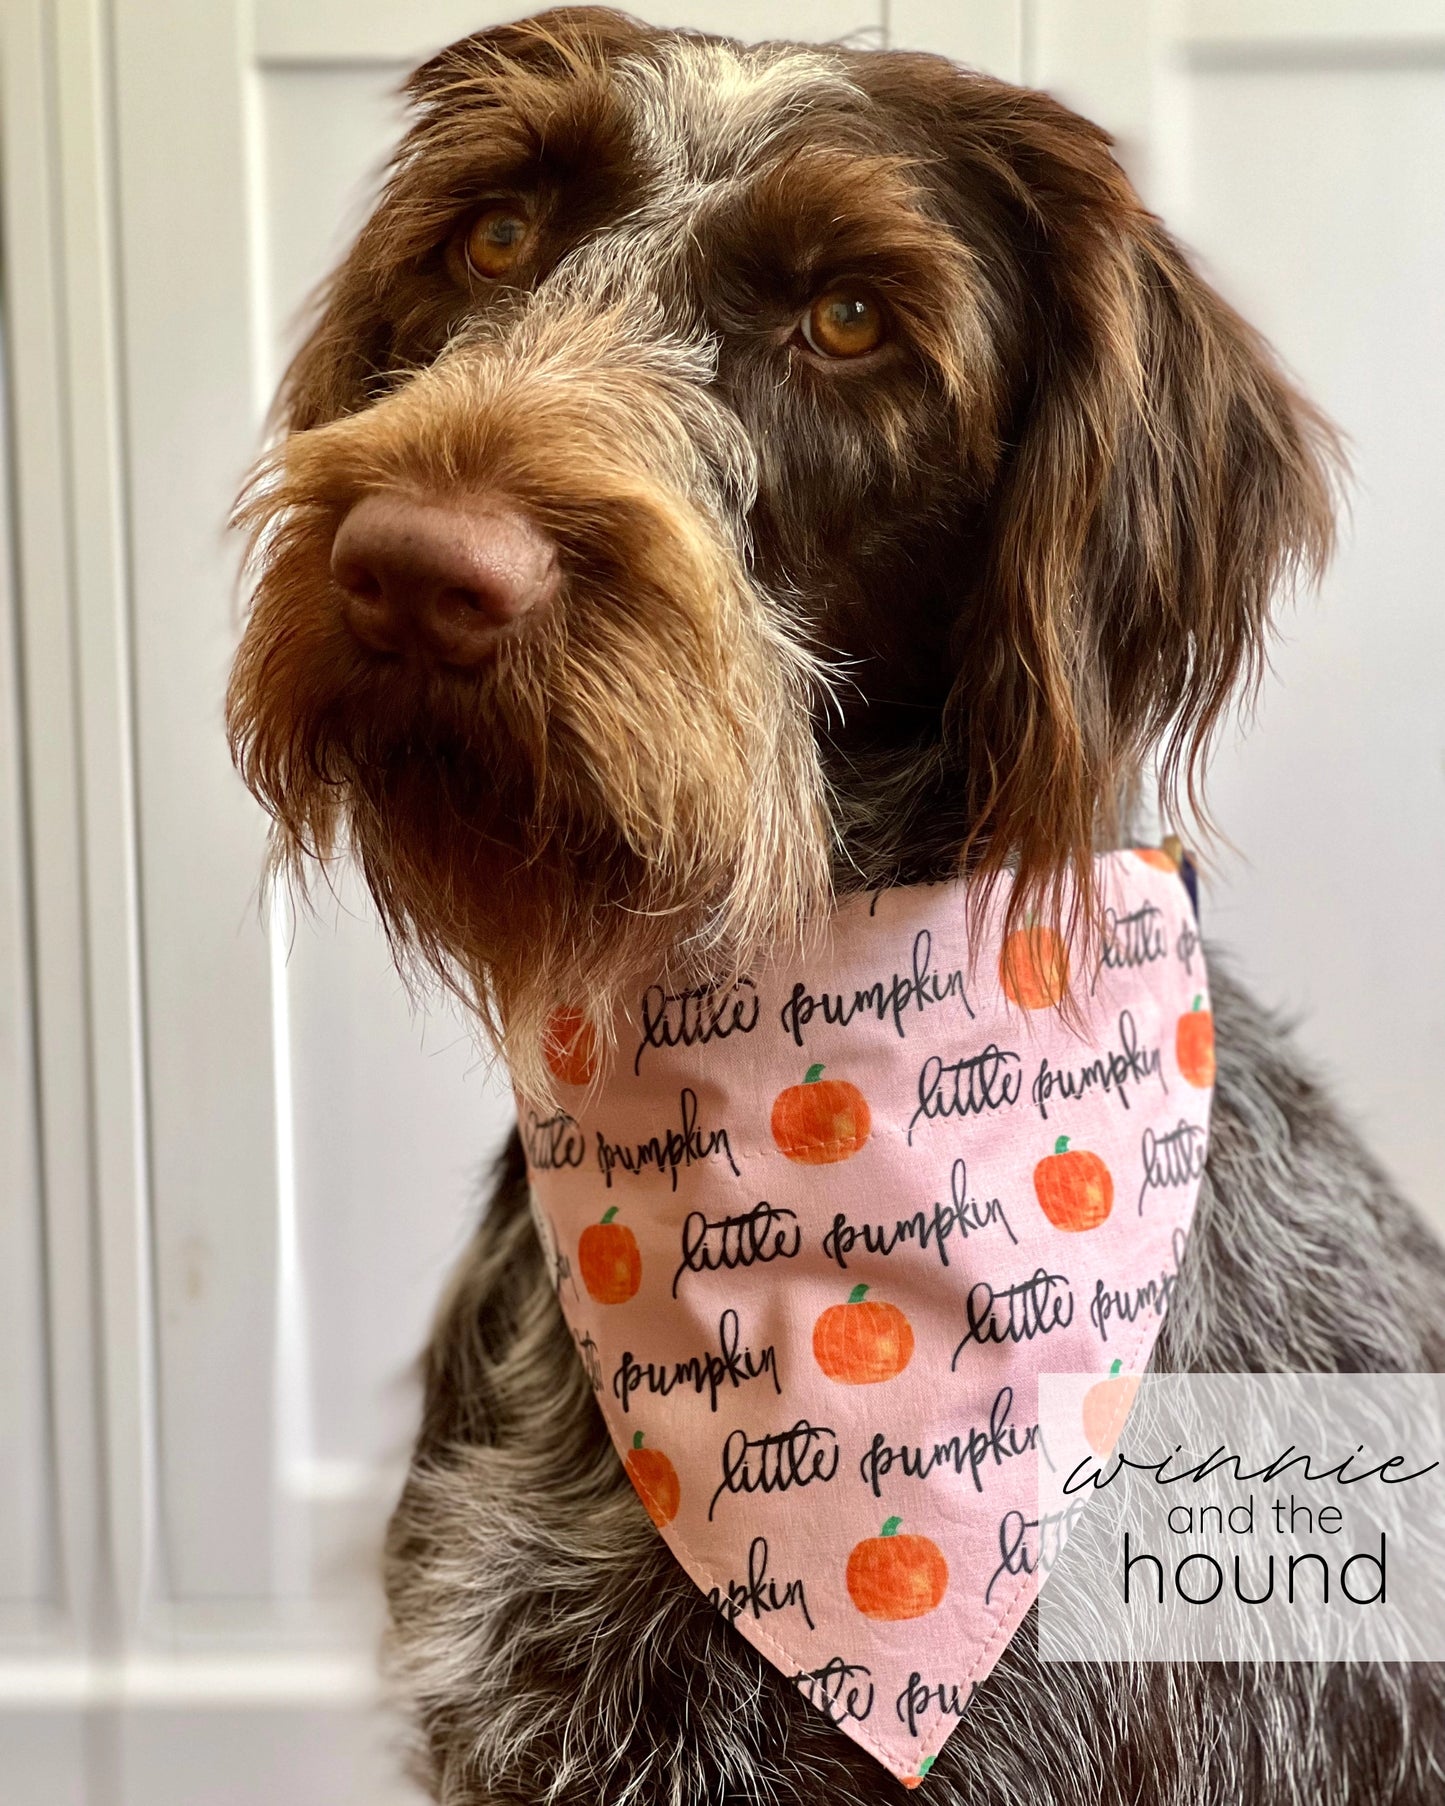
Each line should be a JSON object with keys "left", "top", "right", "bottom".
{"left": 1192, "top": 995, "right": 1204, "bottom": 1012}
{"left": 1054, "top": 1134, "right": 1070, "bottom": 1155}
{"left": 601, "top": 1205, "right": 620, "bottom": 1224}
{"left": 632, "top": 1431, "right": 644, "bottom": 1450}
{"left": 804, "top": 1063, "right": 826, "bottom": 1083}
{"left": 1109, "top": 1359, "right": 1122, "bottom": 1377}
{"left": 880, "top": 1515, "right": 902, "bottom": 1537}
{"left": 919, "top": 1757, "right": 936, "bottom": 1778}
{"left": 847, "top": 1283, "right": 870, "bottom": 1305}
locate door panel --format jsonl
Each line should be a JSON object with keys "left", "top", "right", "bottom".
{"left": 254, "top": 0, "right": 882, "bottom": 65}
{"left": 0, "top": 306, "right": 54, "bottom": 1626}
{"left": 2, "top": 3, "right": 1440, "bottom": 1801}
{"left": 1177, "top": 57, "right": 1445, "bottom": 1213}
{"left": 112, "top": 0, "right": 282, "bottom": 1605}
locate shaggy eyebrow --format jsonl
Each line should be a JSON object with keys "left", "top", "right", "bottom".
{"left": 379, "top": 70, "right": 639, "bottom": 263}
{"left": 697, "top": 148, "right": 980, "bottom": 354}
{"left": 726, "top": 147, "right": 953, "bottom": 259}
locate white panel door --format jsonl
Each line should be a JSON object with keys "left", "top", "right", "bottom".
{"left": 1, "top": 2, "right": 1439, "bottom": 1803}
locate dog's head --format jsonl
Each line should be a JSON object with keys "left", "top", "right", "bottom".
{"left": 227, "top": 6, "right": 1336, "bottom": 1087}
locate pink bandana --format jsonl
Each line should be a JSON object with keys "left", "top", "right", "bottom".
{"left": 517, "top": 851, "right": 1212, "bottom": 1786}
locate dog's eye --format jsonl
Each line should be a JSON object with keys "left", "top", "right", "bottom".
{"left": 801, "top": 289, "right": 886, "bottom": 359}
{"left": 464, "top": 205, "right": 534, "bottom": 279}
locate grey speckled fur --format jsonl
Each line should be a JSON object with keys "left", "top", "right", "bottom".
{"left": 385, "top": 960, "right": 1445, "bottom": 1804}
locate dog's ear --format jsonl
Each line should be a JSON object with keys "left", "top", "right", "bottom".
{"left": 921, "top": 73, "right": 1341, "bottom": 923}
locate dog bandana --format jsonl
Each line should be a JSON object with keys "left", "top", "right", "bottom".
{"left": 517, "top": 850, "right": 1212, "bottom": 1786}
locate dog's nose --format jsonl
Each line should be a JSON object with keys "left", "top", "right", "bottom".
{"left": 331, "top": 493, "right": 558, "bottom": 665}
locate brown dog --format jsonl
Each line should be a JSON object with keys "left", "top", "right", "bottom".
{"left": 227, "top": 11, "right": 1445, "bottom": 1802}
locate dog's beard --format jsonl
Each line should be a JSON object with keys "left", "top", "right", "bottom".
{"left": 226, "top": 327, "right": 834, "bottom": 1099}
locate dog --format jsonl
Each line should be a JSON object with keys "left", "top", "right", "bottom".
{"left": 225, "top": 10, "right": 1445, "bottom": 1801}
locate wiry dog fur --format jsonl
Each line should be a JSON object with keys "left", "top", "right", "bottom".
{"left": 225, "top": 10, "right": 1445, "bottom": 1801}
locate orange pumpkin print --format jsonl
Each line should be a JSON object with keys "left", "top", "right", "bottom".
{"left": 1083, "top": 1358, "right": 1141, "bottom": 1456}
{"left": 1034, "top": 1135, "right": 1114, "bottom": 1231}
{"left": 812, "top": 1284, "right": 915, "bottom": 1384}
{"left": 1176, "top": 995, "right": 1215, "bottom": 1089}
{"left": 999, "top": 919, "right": 1069, "bottom": 1010}
{"left": 543, "top": 1005, "right": 598, "bottom": 1087}
{"left": 846, "top": 1516, "right": 949, "bottom": 1621}
{"left": 770, "top": 1064, "right": 871, "bottom": 1165}
{"left": 578, "top": 1205, "right": 641, "bottom": 1304}
{"left": 625, "top": 1430, "right": 680, "bottom": 1528}
{"left": 902, "top": 1757, "right": 937, "bottom": 1790}
{"left": 1134, "top": 846, "right": 1178, "bottom": 873}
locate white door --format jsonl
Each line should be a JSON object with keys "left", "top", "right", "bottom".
{"left": 2, "top": 3, "right": 1440, "bottom": 1801}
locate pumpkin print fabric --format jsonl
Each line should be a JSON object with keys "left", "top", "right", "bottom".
{"left": 517, "top": 851, "right": 1212, "bottom": 1786}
